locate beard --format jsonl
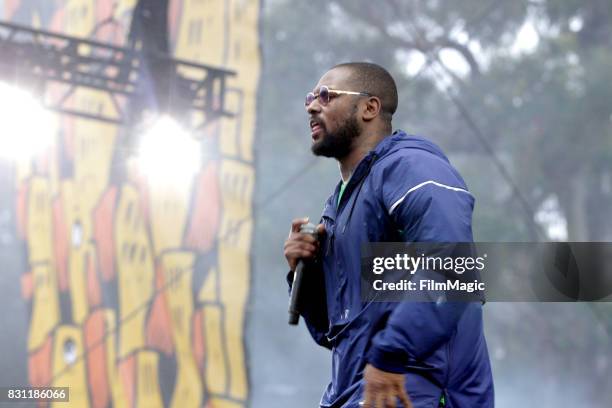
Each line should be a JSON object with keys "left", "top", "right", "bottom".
{"left": 311, "top": 107, "right": 361, "bottom": 159}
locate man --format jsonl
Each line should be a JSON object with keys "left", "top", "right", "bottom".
{"left": 283, "top": 62, "right": 494, "bottom": 407}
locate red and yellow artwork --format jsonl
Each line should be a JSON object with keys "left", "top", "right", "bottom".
{"left": 4, "top": 1, "right": 259, "bottom": 407}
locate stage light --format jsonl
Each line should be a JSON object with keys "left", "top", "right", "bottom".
{"left": 135, "top": 116, "right": 201, "bottom": 187}
{"left": 0, "top": 82, "right": 57, "bottom": 161}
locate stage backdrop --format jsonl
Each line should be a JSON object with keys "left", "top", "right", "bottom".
{"left": 1, "top": 1, "right": 260, "bottom": 407}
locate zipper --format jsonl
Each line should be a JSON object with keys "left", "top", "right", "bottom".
{"left": 341, "top": 154, "right": 378, "bottom": 234}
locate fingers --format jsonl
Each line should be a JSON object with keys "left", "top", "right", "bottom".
{"left": 397, "top": 387, "right": 413, "bottom": 408}
{"left": 289, "top": 218, "right": 325, "bottom": 240}
{"left": 360, "top": 367, "right": 413, "bottom": 408}
{"left": 284, "top": 218, "right": 321, "bottom": 270}
{"left": 290, "top": 217, "right": 309, "bottom": 233}
{"left": 283, "top": 242, "right": 316, "bottom": 270}
{"left": 283, "top": 231, "right": 318, "bottom": 251}
{"left": 362, "top": 382, "right": 373, "bottom": 408}
{"left": 363, "top": 390, "right": 396, "bottom": 408}
{"left": 375, "top": 392, "right": 386, "bottom": 408}
{"left": 287, "top": 218, "right": 319, "bottom": 245}
{"left": 283, "top": 240, "right": 317, "bottom": 259}
{"left": 363, "top": 380, "right": 390, "bottom": 408}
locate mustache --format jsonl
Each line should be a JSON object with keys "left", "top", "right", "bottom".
{"left": 309, "top": 116, "right": 325, "bottom": 129}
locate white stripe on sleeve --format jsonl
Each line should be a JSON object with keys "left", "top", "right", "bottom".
{"left": 388, "top": 180, "right": 473, "bottom": 215}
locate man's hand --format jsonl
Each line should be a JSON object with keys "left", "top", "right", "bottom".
{"left": 283, "top": 217, "right": 325, "bottom": 271}
{"left": 362, "top": 364, "right": 413, "bottom": 408}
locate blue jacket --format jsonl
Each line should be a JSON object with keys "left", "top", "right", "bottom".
{"left": 294, "top": 131, "right": 494, "bottom": 407}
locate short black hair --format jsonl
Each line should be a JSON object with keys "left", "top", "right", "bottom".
{"left": 332, "top": 62, "right": 398, "bottom": 121}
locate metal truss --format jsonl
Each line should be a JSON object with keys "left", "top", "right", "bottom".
{"left": 0, "top": 20, "right": 235, "bottom": 127}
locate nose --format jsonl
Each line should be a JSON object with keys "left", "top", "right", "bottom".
{"left": 306, "top": 97, "right": 321, "bottom": 114}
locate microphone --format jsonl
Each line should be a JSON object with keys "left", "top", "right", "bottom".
{"left": 288, "top": 222, "right": 318, "bottom": 325}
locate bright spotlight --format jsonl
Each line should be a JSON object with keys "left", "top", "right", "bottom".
{"left": 0, "top": 82, "right": 57, "bottom": 161}
{"left": 136, "top": 116, "right": 201, "bottom": 186}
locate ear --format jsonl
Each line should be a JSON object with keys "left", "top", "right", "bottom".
{"left": 361, "top": 96, "right": 382, "bottom": 122}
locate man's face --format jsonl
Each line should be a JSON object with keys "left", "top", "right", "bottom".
{"left": 307, "top": 68, "right": 362, "bottom": 159}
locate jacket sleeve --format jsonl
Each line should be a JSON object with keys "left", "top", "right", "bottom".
{"left": 287, "top": 261, "right": 331, "bottom": 350}
{"left": 367, "top": 155, "right": 476, "bottom": 372}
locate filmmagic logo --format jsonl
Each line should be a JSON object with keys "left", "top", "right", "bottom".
{"left": 372, "top": 253, "right": 487, "bottom": 275}
{"left": 372, "top": 278, "right": 485, "bottom": 293}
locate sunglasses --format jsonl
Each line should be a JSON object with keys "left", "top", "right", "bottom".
{"left": 305, "top": 85, "right": 371, "bottom": 107}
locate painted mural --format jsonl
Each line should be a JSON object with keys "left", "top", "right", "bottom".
{"left": 3, "top": 1, "right": 259, "bottom": 407}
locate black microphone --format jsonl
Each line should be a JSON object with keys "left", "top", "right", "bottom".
{"left": 288, "top": 222, "right": 317, "bottom": 325}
